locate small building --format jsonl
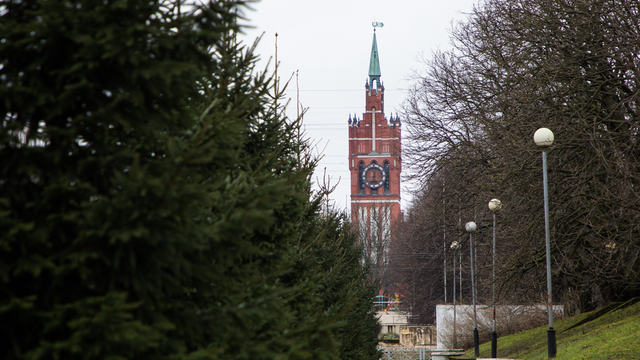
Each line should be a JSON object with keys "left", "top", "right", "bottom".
{"left": 377, "top": 310, "right": 409, "bottom": 336}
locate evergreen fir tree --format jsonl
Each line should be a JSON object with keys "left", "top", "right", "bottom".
{"left": 1, "top": 1, "right": 380, "bottom": 359}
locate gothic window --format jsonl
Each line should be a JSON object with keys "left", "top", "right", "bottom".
{"left": 358, "top": 161, "right": 365, "bottom": 194}
{"left": 383, "top": 161, "right": 390, "bottom": 194}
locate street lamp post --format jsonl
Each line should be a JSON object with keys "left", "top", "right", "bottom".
{"left": 450, "top": 240, "right": 461, "bottom": 348}
{"left": 488, "top": 199, "right": 502, "bottom": 358}
{"left": 459, "top": 245, "right": 462, "bottom": 306}
{"left": 534, "top": 127, "right": 556, "bottom": 359}
{"left": 465, "top": 221, "right": 479, "bottom": 357}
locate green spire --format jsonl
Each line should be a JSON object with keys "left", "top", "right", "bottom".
{"left": 368, "top": 31, "right": 381, "bottom": 87}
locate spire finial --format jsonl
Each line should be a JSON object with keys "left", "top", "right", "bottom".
{"left": 368, "top": 22, "right": 383, "bottom": 88}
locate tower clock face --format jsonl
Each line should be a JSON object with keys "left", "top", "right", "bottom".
{"left": 362, "top": 163, "right": 386, "bottom": 189}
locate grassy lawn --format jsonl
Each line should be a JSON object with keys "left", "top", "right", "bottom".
{"left": 461, "top": 298, "right": 640, "bottom": 359}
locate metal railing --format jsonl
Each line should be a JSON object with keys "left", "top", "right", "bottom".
{"left": 379, "top": 347, "right": 435, "bottom": 360}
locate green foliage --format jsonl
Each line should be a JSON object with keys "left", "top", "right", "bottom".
{"left": 282, "top": 209, "right": 380, "bottom": 360}
{"left": 0, "top": 1, "right": 379, "bottom": 359}
{"left": 378, "top": 333, "right": 399, "bottom": 342}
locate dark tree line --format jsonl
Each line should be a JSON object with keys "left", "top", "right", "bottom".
{"left": 391, "top": 0, "right": 640, "bottom": 323}
{"left": 0, "top": 1, "right": 379, "bottom": 359}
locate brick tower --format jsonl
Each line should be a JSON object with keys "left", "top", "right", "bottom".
{"left": 348, "top": 25, "right": 402, "bottom": 291}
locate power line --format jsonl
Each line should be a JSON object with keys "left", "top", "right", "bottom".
{"left": 295, "top": 88, "right": 407, "bottom": 92}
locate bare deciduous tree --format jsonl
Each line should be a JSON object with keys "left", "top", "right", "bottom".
{"left": 394, "top": 0, "right": 640, "bottom": 320}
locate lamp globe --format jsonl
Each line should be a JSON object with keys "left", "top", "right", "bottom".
{"left": 465, "top": 221, "right": 477, "bottom": 233}
{"left": 534, "top": 128, "right": 554, "bottom": 146}
{"left": 489, "top": 198, "right": 502, "bottom": 212}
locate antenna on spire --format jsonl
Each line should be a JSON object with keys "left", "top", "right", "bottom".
{"left": 372, "top": 21, "right": 384, "bottom": 31}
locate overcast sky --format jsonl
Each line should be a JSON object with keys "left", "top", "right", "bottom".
{"left": 239, "top": 0, "right": 478, "bottom": 213}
